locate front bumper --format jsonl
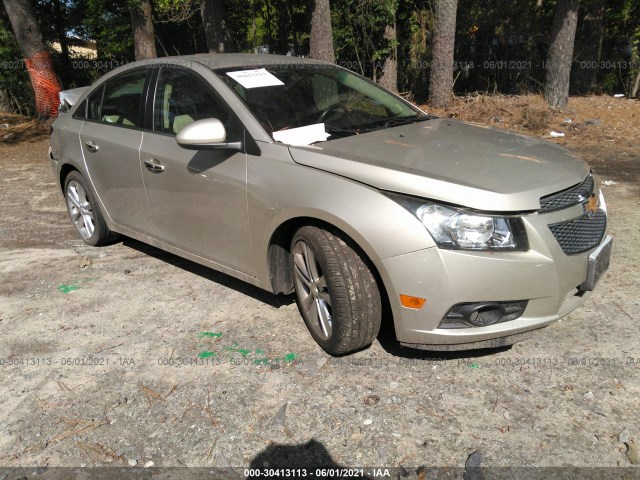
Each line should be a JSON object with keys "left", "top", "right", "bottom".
{"left": 376, "top": 200, "right": 610, "bottom": 348}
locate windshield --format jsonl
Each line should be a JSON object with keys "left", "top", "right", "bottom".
{"left": 216, "top": 64, "right": 425, "bottom": 144}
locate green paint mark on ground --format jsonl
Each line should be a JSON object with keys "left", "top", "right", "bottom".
{"left": 198, "top": 351, "right": 217, "bottom": 359}
{"left": 58, "top": 284, "right": 80, "bottom": 294}
{"left": 283, "top": 353, "right": 297, "bottom": 363}
{"left": 469, "top": 361, "right": 480, "bottom": 368}
{"left": 198, "top": 332, "right": 223, "bottom": 338}
{"left": 194, "top": 338, "right": 298, "bottom": 365}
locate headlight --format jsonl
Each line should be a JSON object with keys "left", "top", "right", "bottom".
{"left": 387, "top": 193, "right": 528, "bottom": 251}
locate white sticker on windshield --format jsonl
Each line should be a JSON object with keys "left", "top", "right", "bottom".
{"left": 226, "top": 68, "right": 284, "bottom": 89}
{"left": 273, "top": 123, "right": 330, "bottom": 146}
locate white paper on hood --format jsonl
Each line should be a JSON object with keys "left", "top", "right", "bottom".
{"left": 272, "top": 123, "right": 330, "bottom": 146}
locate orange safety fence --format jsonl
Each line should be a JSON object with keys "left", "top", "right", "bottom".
{"left": 24, "top": 50, "right": 62, "bottom": 117}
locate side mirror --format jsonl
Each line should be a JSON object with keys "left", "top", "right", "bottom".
{"left": 175, "top": 118, "right": 242, "bottom": 151}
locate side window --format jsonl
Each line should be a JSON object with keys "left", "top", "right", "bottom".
{"left": 100, "top": 70, "right": 146, "bottom": 127}
{"left": 72, "top": 99, "right": 87, "bottom": 119}
{"left": 86, "top": 86, "right": 104, "bottom": 121}
{"left": 153, "top": 67, "right": 242, "bottom": 139}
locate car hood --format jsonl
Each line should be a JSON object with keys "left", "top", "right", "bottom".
{"left": 288, "top": 118, "right": 590, "bottom": 212}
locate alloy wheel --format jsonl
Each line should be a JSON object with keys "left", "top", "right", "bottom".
{"left": 292, "top": 240, "right": 333, "bottom": 340}
{"left": 66, "top": 180, "right": 95, "bottom": 239}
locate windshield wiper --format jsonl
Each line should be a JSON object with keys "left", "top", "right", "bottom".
{"left": 320, "top": 115, "right": 436, "bottom": 141}
{"left": 356, "top": 115, "right": 436, "bottom": 133}
{"left": 382, "top": 115, "right": 436, "bottom": 128}
{"left": 323, "top": 126, "right": 360, "bottom": 138}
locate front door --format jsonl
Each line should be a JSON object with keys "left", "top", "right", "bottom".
{"left": 139, "top": 66, "right": 253, "bottom": 275}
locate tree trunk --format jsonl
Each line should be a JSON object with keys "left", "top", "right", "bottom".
{"left": 251, "top": 0, "right": 257, "bottom": 52}
{"left": 632, "top": 68, "right": 640, "bottom": 98}
{"left": 287, "top": 2, "right": 300, "bottom": 55}
{"left": 309, "top": 0, "right": 335, "bottom": 63}
{"left": 277, "top": 0, "right": 290, "bottom": 54}
{"left": 378, "top": 12, "right": 398, "bottom": 93}
{"left": 572, "top": 0, "right": 604, "bottom": 93}
{"left": 52, "top": 0, "right": 70, "bottom": 66}
{"left": 428, "top": 0, "right": 458, "bottom": 108}
{"left": 2, "top": 0, "right": 62, "bottom": 117}
{"left": 2, "top": 0, "right": 41, "bottom": 58}
{"left": 544, "top": 0, "right": 579, "bottom": 108}
{"left": 131, "top": 0, "right": 157, "bottom": 60}
{"left": 200, "top": 0, "right": 234, "bottom": 53}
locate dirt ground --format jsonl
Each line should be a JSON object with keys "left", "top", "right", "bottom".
{"left": 0, "top": 95, "right": 639, "bottom": 478}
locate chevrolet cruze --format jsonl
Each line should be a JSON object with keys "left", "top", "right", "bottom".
{"left": 49, "top": 54, "right": 612, "bottom": 355}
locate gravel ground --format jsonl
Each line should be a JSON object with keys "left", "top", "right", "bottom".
{"left": 0, "top": 133, "right": 639, "bottom": 478}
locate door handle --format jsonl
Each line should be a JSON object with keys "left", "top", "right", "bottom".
{"left": 85, "top": 140, "right": 99, "bottom": 153}
{"left": 144, "top": 158, "right": 165, "bottom": 173}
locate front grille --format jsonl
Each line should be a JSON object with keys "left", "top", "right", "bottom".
{"left": 540, "top": 174, "right": 594, "bottom": 212}
{"left": 548, "top": 210, "right": 606, "bottom": 254}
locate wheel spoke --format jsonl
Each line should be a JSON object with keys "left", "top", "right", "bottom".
{"left": 318, "top": 291, "right": 331, "bottom": 307}
{"left": 316, "top": 274, "right": 327, "bottom": 290}
{"left": 317, "top": 298, "right": 332, "bottom": 338}
{"left": 300, "top": 291, "right": 314, "bottom": 312}
{"left": 83, "top": 213, "right": 95, "bottom": 236}
{"left": 77, "top": 186, "right": 89, "bottom": 206}
{"left": 67, "top": 186, "right": 81, "bottom": 208}
{"left": 303, "top": 243, "right": 321, "bottom": 283}
{"left": 293, "top": 252, "right": 312, "bottom": 290}
{"left": 306, "top": 296, "right": 320, "bottom": 326}
{"left": 69, "top": 208, "right": 81, "bottom": 222}
{"left": 302, "top": 244, "right": 314, "bottom": 278}
{"left": 77, "top": 185, "right": 87, "bottom": 203}
{"left": 293, "top": 247, "right": 310, "bottom": 277}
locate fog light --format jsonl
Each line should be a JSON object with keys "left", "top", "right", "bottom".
{"left": 439, "top": 300, "right": 528, "bottom": 329}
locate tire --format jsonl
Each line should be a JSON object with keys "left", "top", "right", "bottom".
{"left": 291, "top": 226, "right": 381, "bottom": 355}
{"left": 63, "top": 171, "right": 118, "bottom": 246}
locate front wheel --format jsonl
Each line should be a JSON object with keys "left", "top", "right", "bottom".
{"left": 64, "top": 171, "right": 118, "bottom": 246}
{"left": 291, "top": 226, "right": 381, "bottom": 355}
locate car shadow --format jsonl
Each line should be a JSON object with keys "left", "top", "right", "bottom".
{"left": 246, "top": 439, "right": 374, "bottom": 479}
{"left": 376, "top": 325, "right": 512, "bottom": 361}
{"left": 120, "top": 237, "right": 295, "bottom": 309}
{"left": 119, "top": 237, "right": 511, "bottom": 359}
{"left": 245, "top": 439, "right": 471, "bottom": 479}
{"left": 186, "top": 149, "right": 236, "bottom": 174}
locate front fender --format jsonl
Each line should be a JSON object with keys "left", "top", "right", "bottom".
{"left": 247, "top": 143, "right": 436, "bottom": 287}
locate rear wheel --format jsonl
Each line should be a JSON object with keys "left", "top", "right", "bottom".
{"left": 64, "top": 171, "right": 118, "bottom": 246}
{"left": 291, "top": 226, "right": 381, "bottom": 355}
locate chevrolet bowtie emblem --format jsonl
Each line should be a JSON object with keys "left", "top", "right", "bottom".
{"left": 584, "top": 194, "right": 598, "bottom": 214}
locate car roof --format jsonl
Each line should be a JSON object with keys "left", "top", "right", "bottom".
{"left": 81, "top": 53, "right": 330, "bottom": 99}
{"left": 160, "top": 53, "right": 327, "bottom": 70}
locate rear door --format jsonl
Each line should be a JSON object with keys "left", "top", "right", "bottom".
{"left": 79, "top": 68, "right": 152, "bottom": 233}
{"left": 139, "top": 66, "right": 252, "bottom": 274}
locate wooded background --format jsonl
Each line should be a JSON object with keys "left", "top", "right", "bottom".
{"left": 1, "top": 0, "right": 639, "bottom": 117}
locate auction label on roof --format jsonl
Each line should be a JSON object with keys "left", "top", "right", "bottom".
{"left": 226, "top": 68, "right": 285, "bottom": 89}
